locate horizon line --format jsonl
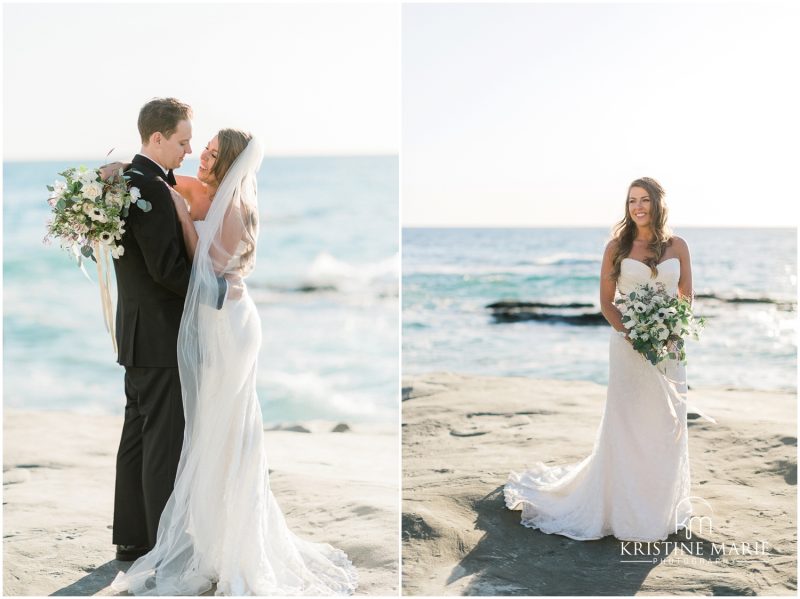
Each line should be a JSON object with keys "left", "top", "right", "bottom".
{"left": 3, "top": 151, "right": 398, "bottom": 163}
{"left": 402, "top": 224, "right": 798, "bottom": 230}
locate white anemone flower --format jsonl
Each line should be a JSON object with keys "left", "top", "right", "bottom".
{"left": 90, "top": 207, "right": 108, "bottom": 223}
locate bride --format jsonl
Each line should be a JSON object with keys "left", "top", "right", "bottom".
{"left": 111, "top": 130, "right": 358, "bottom": 595}
{"left": 504, "top": 177, "right": 696, "bottom": 542}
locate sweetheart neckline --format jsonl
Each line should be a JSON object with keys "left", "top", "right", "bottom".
{"left": 622, "top": 257, "right": 679, "bottom": 268}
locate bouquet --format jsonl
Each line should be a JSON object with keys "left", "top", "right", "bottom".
{"left": 45, "top": 164, "right": 150, "bottom": 261}
{"left": 44, "top": 163, "right": 151, "bottom": 352}
{"left": 616, "top": 281, "right": 705, "bottom": 366}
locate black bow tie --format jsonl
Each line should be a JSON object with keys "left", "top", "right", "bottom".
{"left": 166, "top": 169, "right": 177, "bottom": 187}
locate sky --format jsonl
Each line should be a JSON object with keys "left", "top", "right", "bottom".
{"left": 3, "top": 2, "right": 399, "bottom": 160}
{"left": 403, "top": 2, "right": 800, "bottom": 228}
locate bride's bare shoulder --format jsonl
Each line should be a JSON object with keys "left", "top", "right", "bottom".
{"left": 604, "top": 238, "right": 620, "bottom": 257}
{"left": 175, "top": 176, "right": 213, "bottom": 220}
{"left": 175, "top": 175, "right": 203, "bottom": 195}
{"left": 668, "top": 235, "right": 689, "bottom": 254}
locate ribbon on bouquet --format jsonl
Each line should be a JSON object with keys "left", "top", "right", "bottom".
{"left": 653, "top": 362, "right": 716, "bottom": 441}
{"left": 93, "top": 241, "right": 118, "bottom": 355}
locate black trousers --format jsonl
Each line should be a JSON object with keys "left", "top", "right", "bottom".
{"left": 113, "top": 366, "right": 185, "bottom": 547}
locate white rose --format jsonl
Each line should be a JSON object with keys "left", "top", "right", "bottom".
{"left": 83, "top": 181, "right": 103, "bottom": 200}
{"left": 50, "top": 180, "right": 67, "bottom": 199}
{"left": 77, "top": 167, "right": 97, "bottom": 185}
{"left": 129, "top": 187, "right": 141, "bottom": 201}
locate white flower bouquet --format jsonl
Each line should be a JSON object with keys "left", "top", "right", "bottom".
{"left": 45, "top": 165, "right": 150, "bottom": 261}
{"left": 616, "top": 281, "right": 705, "bottom": 366}
{"left": 44, "top": 163, "right": 152, "bottom": 353}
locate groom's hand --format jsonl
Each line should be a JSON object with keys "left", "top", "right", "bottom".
{"left": 225, "top": 274, "right": 244, "bottom": 301}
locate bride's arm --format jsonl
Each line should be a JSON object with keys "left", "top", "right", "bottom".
{"left": 672, "top": 236, "right": 693, "bottom": 303}
{"left": 599, "top": 240, "right": 629, "bottom": 337}
{"left": 163, "top": 182, "right": 198, "bottom": 260}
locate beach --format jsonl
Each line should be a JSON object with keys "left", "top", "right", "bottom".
{"left": 3, "top": 410, "right": 398, "bottom": 596}
{"left": 402, "top": 372, "right": 797, "bottom": 596}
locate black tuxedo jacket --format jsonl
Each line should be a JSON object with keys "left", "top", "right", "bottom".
{"left": 113, "top": 154, "right": 191, "bottom": 367}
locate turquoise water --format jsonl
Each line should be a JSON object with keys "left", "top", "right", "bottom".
{"left": 4, "top": 156, "right": 398, "bottom": 423}
{"left": 403, "top": 227, "right": 797, "bottom": 391}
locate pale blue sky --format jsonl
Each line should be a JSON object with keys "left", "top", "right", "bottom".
{"left": 403, "top": 2, "right": 800, "bottom": 227}
{"left": 4, "top": 2, "right": 399, "bottom": 160}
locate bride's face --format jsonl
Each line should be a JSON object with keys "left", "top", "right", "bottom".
{"left": 628, "top": 186, "right": 651, "bottom": 227}
{"left": 198, "top": 136, "right": 220, "bottom": 185}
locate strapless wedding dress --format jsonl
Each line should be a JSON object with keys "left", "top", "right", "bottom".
{"left": 111, "top": 219, "right": 358, "bottom": 595}
{"left": 504, "top": 258, "right": 692, "bottom": 541}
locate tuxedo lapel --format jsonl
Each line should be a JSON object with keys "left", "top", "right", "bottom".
{"left": 131, "top": 154, "right": 176, "bottom": 187}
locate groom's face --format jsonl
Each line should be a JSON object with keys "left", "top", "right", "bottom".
{"left": 158, "top": 119, "right": 193, "bottom": 170}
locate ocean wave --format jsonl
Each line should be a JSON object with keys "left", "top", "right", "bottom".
{"left": 261, "top": 370, "right": 395, "bottom": 420}
{"left": 403, "top": 255, "right": 600, "bottom": 277}
{"left": 299, "top": 251, "right": 399, "bottom": 295}
{"left": 526, "top": 252, "right": 601, "bottom": 266}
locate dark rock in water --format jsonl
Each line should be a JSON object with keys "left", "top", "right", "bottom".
{"left": 486, "top": 300, "right": 607, "bottom": 326}
{"left": 296, "top": 284, "right": 338, "bottom": 293}
{"left": 491, "top": 311, "right": 608, "bottom": 325}
{"left": 486, "top": 300, "right": 594, "bottom": 310}
{"left": 695, "top": 293, "right": 795, "bottom": 308}
{"left": 331, "top": 423, "right": 351, "bottom": 433}
{"left": 265, "top": 423, "right": 311, "bottom": 433}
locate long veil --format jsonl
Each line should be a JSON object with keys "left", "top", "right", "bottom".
{"left": 111, "top": 138, "right": 357, "bottom": 595}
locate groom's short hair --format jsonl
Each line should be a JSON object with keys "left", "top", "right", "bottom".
{"left": 138, "top": 98, "right": 193, "bottom": 144}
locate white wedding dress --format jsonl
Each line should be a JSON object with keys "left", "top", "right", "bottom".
{"left": 111, "top": 139, "right": 358, "bottom": 595}
{"left": 504, "top": 257, "right": 692, "bottom": 541}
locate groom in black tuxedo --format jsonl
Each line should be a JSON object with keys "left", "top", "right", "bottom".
{"left": 111, "top": 98, "right": 194, "bottom": 561}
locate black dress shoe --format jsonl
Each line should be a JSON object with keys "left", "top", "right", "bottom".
{"left": 116, "top": 544, "right": 150, "bottom": 561}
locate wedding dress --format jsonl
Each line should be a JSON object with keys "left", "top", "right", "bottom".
{"left": 111, "top": 138, "right": 358, "bottom": 595}
{"left": 504, "top": 257, "right": 692, "bottom": 542}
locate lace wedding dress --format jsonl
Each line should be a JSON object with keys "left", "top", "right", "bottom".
{"left": 504, "top": 257, "right": 692, "bottom": 541}
{"left": 111, "top": 139, "right": 358, "bottom": 595}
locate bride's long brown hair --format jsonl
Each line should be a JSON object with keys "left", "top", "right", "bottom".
{"left": 213, "top": 128, "right": 258, "bottom": 268}
{"left": 609, "top": 177, "right": 672, "bottom": 281}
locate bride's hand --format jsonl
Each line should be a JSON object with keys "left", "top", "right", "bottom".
{"left": 99, "top": 161, "right": 130, "bottom": 181}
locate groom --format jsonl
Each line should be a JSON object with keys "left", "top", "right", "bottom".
{"left": 111, "top": 98, "right": 194, "bottom": 561}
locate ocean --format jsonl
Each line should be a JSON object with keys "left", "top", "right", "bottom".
{"left": 4, "top": 156, "right": 398, "bottom": 423}
{"left": 403, "top": 227, "right": 797, "bottom": 391}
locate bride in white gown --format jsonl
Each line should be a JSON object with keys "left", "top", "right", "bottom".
{"left": 112, "top": 130, "right": 358, "bottom": 595}
{"left": 504, "top": 177, "right": 698, "bottom": 542}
